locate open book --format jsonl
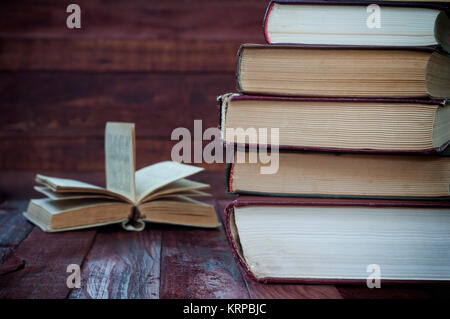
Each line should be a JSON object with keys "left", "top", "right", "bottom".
{"left": 23, "top": 122, "right": 220, "bottom": 232}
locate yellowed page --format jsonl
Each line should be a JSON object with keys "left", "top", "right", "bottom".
{"left": 34, "top": 186, "right": 117, "bottom": 201}
{"left": 135, "top": 161, "right": 204, "bottom": 203}
{"left": 105, "top": 122, "right": 136, "bottom": 202}
{"left": 139, "top": 178, "right": 210, "bottom": 202}
{"left": 35, "top": 174, "right": 132, "bottom": 203}
{"left": 36, "top": 174, "right": 103, "bottom": 191}
{"left": 143, "top": 190, "right": 211, "bottom": 202}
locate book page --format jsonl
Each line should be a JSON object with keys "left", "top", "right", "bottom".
{"left": 34, "top": 186, "right": 117, "bottom": 201}
{"left": 105, "top": 122, "right": 136, "bottom": 202}
{"left": 135, "top": 161, "right": 204, "bottom": 203}
{"left": 138, "top": 196, "right": 220, "bottom": 228}
{"left": 36, "top": 174, "right": 103, "bottom": 191}
{"left": 139, "top": 178, "right": 210, "bottom": 202}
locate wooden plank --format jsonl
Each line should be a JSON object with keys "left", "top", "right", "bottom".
{"left": 0, "top": 72, "right": 234, "bottom": 138}
{"left": 160, "top": 200, "right": 249, "bottom": 298}
{"left": 0, "top": 0, "right": 266, "bottom": 41}
{"left": 215, "top": 200, "right": 343, "bottom": 299}
{"left": 0, "top": 39, "right": 242, "bottom": 72}
{"left": 0, "top": 250, "right": 24, "bottom": 275}
{"left": 0, "top": 227, "right": 96, "bottom": 298}
{"left": 244, "top": 280, "right": 343, "bottom": 299}
{"left": 0, "top": 203, "right": 26, "bottom": 275}
{"left": 69, "top": 226, "right": 161, "bottom": 299}
{"left": 0, "top": 136, "right": 226, "bottom": 171}
{"left": 0, "top": 200, "right": 33, "bottom": 246}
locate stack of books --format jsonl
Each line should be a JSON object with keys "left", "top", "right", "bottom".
{"left": 220, "top": 0, "right": 450, "bottom": 284}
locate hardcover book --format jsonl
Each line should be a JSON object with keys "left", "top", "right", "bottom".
{"left": 23, "top": 122, "right": 220, "bottom": 232}
{"left": 237, "top": 44, "right": 450, "bottom": 98}
{"left": 225, "top": 196, "right": 450, "bottom": 284}
{"left": 264, "top": 0, "right": 450, "bottom": 52}
{"left": 219, "top": 93, "right": 450, "bottom": 153}
{"left": 226, "top": 149, "right": 450, "bottom": 199}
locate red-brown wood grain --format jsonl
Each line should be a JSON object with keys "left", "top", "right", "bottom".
{"left": 0, "top": 72, "right": 233, "bottom": 138}
{"left": 0, "top": 0, "right": 266, "bottom": 41}
{"left": 0, "top": 39, "right": 242, "bottom": 72}
{"left": 69, "top": 226, "right": 162, "bottom": 299}
{"left": 0, "top": 0, "right": 265, "bottom": 172}
{"left": 1, "top": 198, "right": 450, "bottom": 299}
{"left": 244, "top": 279, "right": 343, "bottom": 299}
{"left": 0, "top": 227, "right": 96, "bottom": 298}
{"left": 160, "top": 200, "right": 249, "bottom": 298}
{"left": 0, "top": 72, "right": 234, "bottom": 171}
{"left": 0, "top": 201, "right": 33, "bottom": 249}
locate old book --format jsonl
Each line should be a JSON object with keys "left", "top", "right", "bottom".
{"left": 237, "top": 44, "right": 450, "bottom": 98}
{"left": 226, "top": 149, "right": 450, "bottom": 199}
{"left": 219, "top": 94, "right": 450, "bottom": 153}
{"left": 225, "top": 196, "right": 450, "bottom": 284}
{"left": 23, "top": 122, "right": 220, "bottom": 232}
{"left": 264, "top": 1, "right": 450, "bottom": 52}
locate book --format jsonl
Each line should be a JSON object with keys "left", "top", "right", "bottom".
{"left": 237, "top": 44, "right": 450, "bottom": 98}
{"left": 225, "top": 196, "right": 450, "bottom": 284}
{"left": 219, "top": 94, "right": 450, "bottom": 153}
{"left": 226, "top": 149, "right": 450, "bottom": 199}
{"left": 264, "top": 0, "right": 450, "bottom": 52}
{"left": 23, "top": 122, "right": 220, "bottom": 232}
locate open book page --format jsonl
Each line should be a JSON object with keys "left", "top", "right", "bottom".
{"left": 36, "top": 174, "right": 103, "bottom": 191}
{"left": 135, "top": 161, "right": 204, "bottom": 203}
{"left": 144, "top": 189, "right": 211, "bottom": 202}
{"left": 105, "top": 122, "right": 136, "bottom": 202}
{"left": 139, "top": 178, "right": 210, "bottom": 202}
{"left": 34, "top": 186, "right": 118, "bottom": 201}
{"left": 35, "top": 175, "right": 132, "bottom": 203}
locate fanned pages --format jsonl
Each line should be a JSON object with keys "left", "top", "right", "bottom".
{"left": 105, "top": 122, "right": 136, "bottom": 202}
{"left": 135, "top": 161, "right": 204, "bottom": 203}
{"left": 23, "top": 122, "right": 220, "bottom": 232}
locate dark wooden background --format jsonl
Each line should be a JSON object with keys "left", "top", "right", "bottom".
{"left": 0, "top": 0, "right": 266, "bottom": 175}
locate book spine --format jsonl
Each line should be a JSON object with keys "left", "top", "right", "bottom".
{"left": 262, "top": 1, "right": 275, "bottom": 44}
{"left": 224, "top": 163, "right": 235, "bottom": 194}
{"left": 236, "top": 46, "right": 244, "bottom": 92}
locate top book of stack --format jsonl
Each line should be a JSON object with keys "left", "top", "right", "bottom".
{"left": 264, "top": 0, "right": 450, "bottom": 52}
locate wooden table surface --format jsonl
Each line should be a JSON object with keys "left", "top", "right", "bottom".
{"left": 0, "top": 171, "right": 449, "bottom": 299}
